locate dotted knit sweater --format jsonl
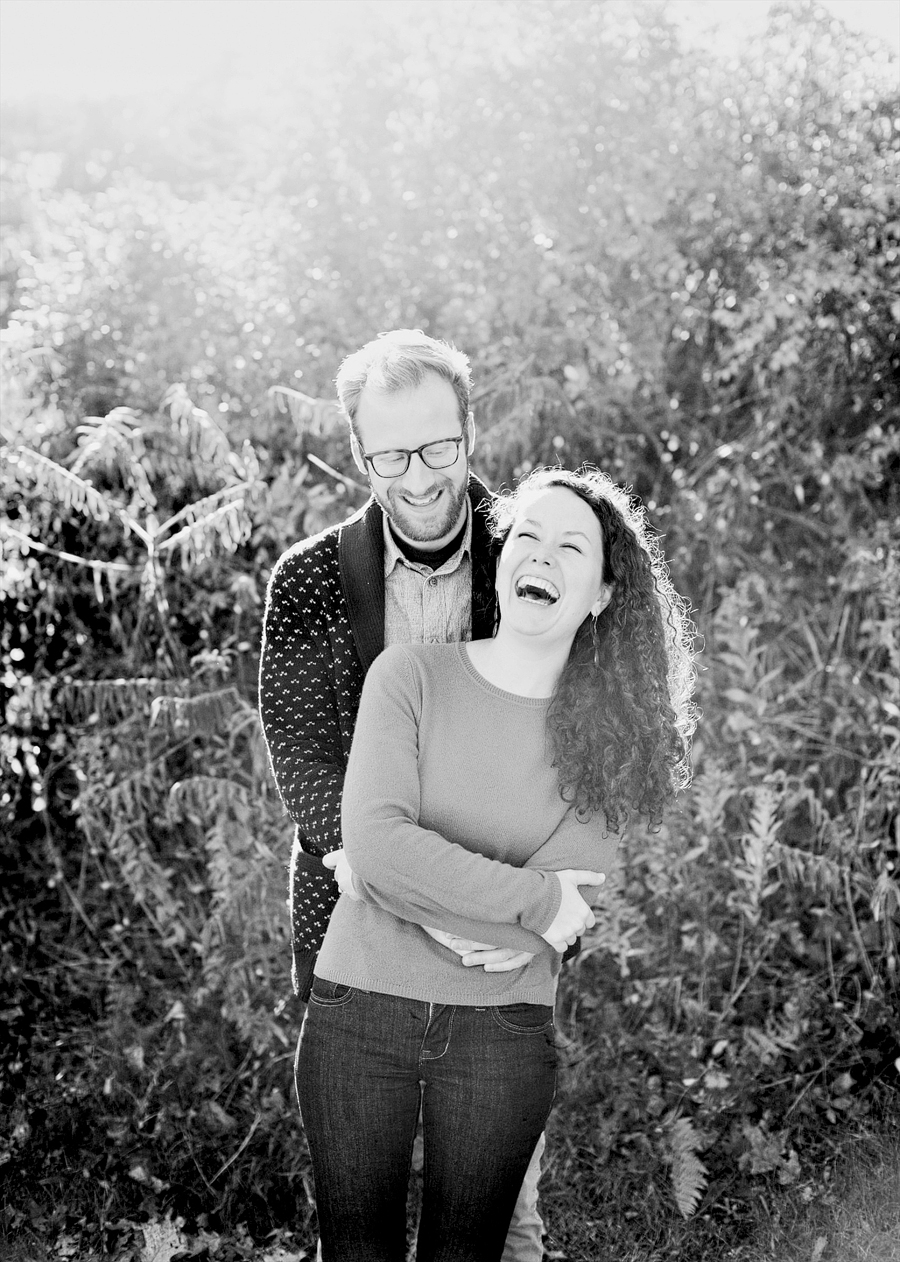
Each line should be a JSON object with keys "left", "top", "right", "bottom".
{"left": 259, "top": 477, "right": 498, "bottom": 1000}
{"left": 315, "top": 642, "right": 621, "bottom": 1006}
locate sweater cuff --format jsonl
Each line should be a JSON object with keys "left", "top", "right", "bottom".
{"left": 524, "top": 870, "right": 563, "bottom": 937}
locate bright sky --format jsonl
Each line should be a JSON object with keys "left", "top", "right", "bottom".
{"left": 0, "top": 0, "right": 897, "bottom": 101}
{"left": 672, "top": 0, "right": 899, "bottom": 54}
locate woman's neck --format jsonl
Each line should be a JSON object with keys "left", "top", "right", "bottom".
{"left": 465, "top": 631, "right": 569, "bottom": 699}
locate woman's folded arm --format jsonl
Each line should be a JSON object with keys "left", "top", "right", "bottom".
{"left": 342, "top": 647, "right": 564, "bottom": 937}
{"left": 348, "top": 805, "right": 620, "bottom": 950}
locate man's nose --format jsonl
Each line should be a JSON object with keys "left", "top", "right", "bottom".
{"left": 401, "top": 451, "right": 435, "bottom": 492}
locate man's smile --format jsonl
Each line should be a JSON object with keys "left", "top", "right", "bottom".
{"left": 399, "top": 487, "right": 444, "bottom": 508}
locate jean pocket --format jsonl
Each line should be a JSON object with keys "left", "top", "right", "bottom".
{"left": 309, "top": 977, "right": 356, "bottom": 1007}
{"left": 490, "top": 1003, "right": 554, "bottom": 1034}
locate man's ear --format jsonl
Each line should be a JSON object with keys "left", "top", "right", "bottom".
{"left": 465, "top": 410, "right": 476, "bottom": 456}
{"left": 349, "top": 432, "right": 367, "bottom": 476}
{"left": 591, "top": 584, "right": 613, "bottom": 619}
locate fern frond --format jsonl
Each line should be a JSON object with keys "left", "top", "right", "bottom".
{"left": 105, "top": 821, "right": 187, "bottom": 944}
{"left": 0, "top": 521, "right": 137, "bottom": 575}
{"left": 578, "top": 879, "right": 645, "bottom": 979}
{"left": 157, "top": 483, "right": 246, "bottom": 538}
{"left": 69, "top": 409, "right": 157, "bottom": 510}
{"left": 692, "top": 763, "right": 737, "bottom": 836}
{"left": 743, "top": 1025, "right": 784, "bottom": 1063}
{"left": 156, "top": 498, "right": 248, "bottom": 565}
{"left": 748, "top": 783, "right": 781, "bottom": 844}
{"left": 60, "top": 678, "right": 188, "bottom": 723}
{"left": 150, "top": 686, "right": 250, "bottom": 736}
{"left": 772, "top": 840, "right": 846, "bottom": 896}
{"left": 3, "top": 444, "right": 112, "bottom": 522}
{"left": 735, "top": 783, "right": 783, "bottom": 922}
{"left": 668, "top": 1118, "right": 708, "bottom": 1219}
{"left": 871, "top": 869, "right": 900, "bottom": 923}
{"left": 268, "top": 385, "right": 343, "bottom": 436}
{"left": 766, "top": 1003, "right": 802, "bottom": 1054}
{"left": 168, "top": 775, "right": 250, "bottom": 824}
{"left": 163, "top": 383, "right": 233, "bottom": 471}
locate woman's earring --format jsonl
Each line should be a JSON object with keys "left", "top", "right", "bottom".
{"left": 592, "top": 615, "right": 601, "bottom": 669}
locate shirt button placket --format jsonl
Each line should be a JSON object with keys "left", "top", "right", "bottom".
{"left": 424, "top": 573, "right": 436, "bottom": 644}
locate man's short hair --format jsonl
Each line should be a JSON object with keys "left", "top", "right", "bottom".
{"left": 335, "top": 329, "right": 472, "bottom": 438}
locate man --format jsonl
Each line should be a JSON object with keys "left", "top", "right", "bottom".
{"left": 259, "top": 329, "right": 545, "bottom": 1261}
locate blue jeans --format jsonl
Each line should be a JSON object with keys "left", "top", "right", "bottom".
{"left": 295, "top": 980, "right": 558, "bottom": 1262}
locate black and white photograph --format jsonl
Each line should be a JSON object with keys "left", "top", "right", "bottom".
{"left": 1, "top": 1, "right": 898, "bottom": 1259}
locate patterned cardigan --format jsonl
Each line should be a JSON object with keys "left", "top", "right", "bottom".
{"left": 259, "top": 475, "right": 499, "bottom": 1000}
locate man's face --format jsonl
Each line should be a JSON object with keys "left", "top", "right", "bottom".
{"left": 351, "top": 373, "right": 473, "bottom": 550}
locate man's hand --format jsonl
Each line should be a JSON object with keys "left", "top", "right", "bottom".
{"left": 421, "top": 925, "right": 468, "bottom": 953}
{"left": 322, "top": 849, "right": 362, "bottom": 900}
{"left": 459, "top": 945, "right": 535, "bottom": 972}
{"left": 541, "top": 869, "right": 605, "bottom": 953}
{"left": 421, "top": 926, "right": 534, "bottom": 972}
{"left": 421, "top": 925, "right": 494, "bottom": 956}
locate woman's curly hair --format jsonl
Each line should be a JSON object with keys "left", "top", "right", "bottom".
{"left": 490, "top": 466, "right": 698, "bottom": 832}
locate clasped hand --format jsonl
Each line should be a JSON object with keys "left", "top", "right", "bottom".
{"left": 322, "top": 849, "right": 532, "bottom": 971}
{"left": 322, "top": 851, "right": 604, "bottom": 969}
{"left": 322, "top": 848, "right": 360, "bottom": 899}
{"left": 420, "top": 926, "right": 535, "bottom": 973}
{"left": 539, "top": 869, "right": 605, "bottom": 953}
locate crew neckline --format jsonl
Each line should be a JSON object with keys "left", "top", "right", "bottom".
{"left": 455, "top": 641, "right": 553, "bottom": 708}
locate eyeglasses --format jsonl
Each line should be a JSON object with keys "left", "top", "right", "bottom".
{"left": 359, "top": 435, "right": 465, "bottom": 479}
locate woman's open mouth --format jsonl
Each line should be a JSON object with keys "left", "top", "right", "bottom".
{"left": 514, "top": 576, "right": 559, "bottom": 605}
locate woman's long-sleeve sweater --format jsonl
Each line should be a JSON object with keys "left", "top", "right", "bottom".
{"left": 314, "top": 641, "right": 622, "bottom": 1006}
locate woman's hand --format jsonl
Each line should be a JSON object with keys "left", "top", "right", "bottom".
{"left": 322, "top": 856, "right": 539, "bottom": 971}
{"left": 461, "top": 945, "right": 535, "bottom": 972}
{"left": 421, "top": 925, "right": 535, "bottom": 971}
{"left": 541, "top": 870, "right": 605, "bottom": 952}
{"left": 322, "top": 849, "right": 362, "bottom": 900}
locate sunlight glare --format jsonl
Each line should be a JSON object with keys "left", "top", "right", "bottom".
{"left": 0, "top": 0, "right": 896, "bottom": 103}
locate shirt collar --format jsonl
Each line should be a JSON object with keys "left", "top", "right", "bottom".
{"left": 382, "top": 499, "right": 472, "bottom": 577}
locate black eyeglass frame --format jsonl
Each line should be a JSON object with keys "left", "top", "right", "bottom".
{"left": 358, "top": 434, "right": 466, "bottom": 478}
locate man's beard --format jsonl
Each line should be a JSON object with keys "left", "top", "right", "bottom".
{"left": 375, "top": 473, "right": 469, "bottom": 544}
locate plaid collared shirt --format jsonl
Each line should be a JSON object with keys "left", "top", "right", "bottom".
{"left": 382, "top": 505, "right": 474, "bottom": 648}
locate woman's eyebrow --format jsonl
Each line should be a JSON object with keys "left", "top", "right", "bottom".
{"left": 519, "top": 518, "right": 593, "bottom": 544}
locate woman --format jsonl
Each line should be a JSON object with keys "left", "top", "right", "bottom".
{"left": 295, "top": 467, "right": 696, "bottom": 1261}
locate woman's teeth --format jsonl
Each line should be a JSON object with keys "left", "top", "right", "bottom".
{"left": 515, "top": 576, "right": 560, "bottom": 604}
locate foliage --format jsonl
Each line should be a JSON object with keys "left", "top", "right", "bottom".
{"left": 0, "top": 366, "right": 316, "bottom": 1245}
{"left": 1, "top": 0, "right": 897, "bottom": 1255}
{"left": 668, "top": 1119, "right": 709, "bottom": 1221}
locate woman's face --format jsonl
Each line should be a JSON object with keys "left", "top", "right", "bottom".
{"left": 496, "top": 486, "right": 613, "bottom": 646}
